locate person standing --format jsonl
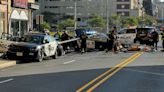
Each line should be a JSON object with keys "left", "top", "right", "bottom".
{"left": 80, "top": 32, "right": 88, "bottom": 53}
{"left": 106, "top": 26, "right": 117, "bottom": 53}
{"left": 151, "top": 29, "right": 159, "bottom": 50}
{"left": 61, "top": 31, "right": 69, "bottom": 52}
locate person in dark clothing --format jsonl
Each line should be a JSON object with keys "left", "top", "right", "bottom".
{"left": 150, "top": 29, "right": 159, "bottom": 50}
{"left": 80, "top": 32, "right": 88, "bottom": 53}
{"left": 106, "top": 26, "right": 117, "bottom": 53}
{"left": 61, "top": 31, "right": 69, "bottom": 52}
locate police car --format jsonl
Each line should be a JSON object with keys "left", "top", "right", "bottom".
{"left": 6, "top": 33, "right": 62, "bottom": 62}
{"left": 118, "top": 28, "right": 137, "bottom": 47}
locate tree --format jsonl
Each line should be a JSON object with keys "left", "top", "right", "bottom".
{"left": 56, "top": 19, "right": 75, "bottom": 30}
{"left": 143, "top": 15, "right": 157, "bottom": 26}
{"left": 109, "top": 14, "right": 122, "bottom": 27}
{"left": 121, "top": 17, "right": 138, "bottom": 27}
{"left": 40, "top": 21, "right": 51, "bottom": 30}
{"left": 87, "top": 15, "right": 105, "bottom": 28}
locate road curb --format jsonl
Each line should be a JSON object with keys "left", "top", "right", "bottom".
{"left": 0, "top": 60, "right": 16, "bottom": 69}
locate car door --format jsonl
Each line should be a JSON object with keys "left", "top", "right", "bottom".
{"left": 47, "top": 36, "right": 58, "bottom": 56}
{"left": 43, "top": 36, "right": 51, "bottom": 56}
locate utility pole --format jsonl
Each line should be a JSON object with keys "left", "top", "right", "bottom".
{"left": 74, "top": 0, "right": 77, "bottom": 30}
{"left": 162, "top": 7, "right": 164, "bottom": 24}
{"left": 106, "top": 0, "right": 109, "bottom": 33}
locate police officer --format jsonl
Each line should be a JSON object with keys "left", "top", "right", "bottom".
{"left": 161, "top": 28, "right": 164, "bottom": 51}
{"left": 80, "top": 32, "right": 88, "bottom": 53}
{"left": 107, "top": 26, "right": 117, "bottom": 53}
{"left": 151, "top": 29, "right": 159, "bottom": 50}
{"left": 61, "top": 31, "right": 69, "bottom": 52}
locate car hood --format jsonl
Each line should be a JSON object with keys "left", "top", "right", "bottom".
{"left": 10, "top": 42, "right": 40, "bottom": 48}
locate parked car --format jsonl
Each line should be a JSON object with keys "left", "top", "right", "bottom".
{"left": 118, "top": 28, "right": 137, "bottom": 47}
{"left": 75, "top": 28, "right": 97, "bottom": 37}
{"left": 88, "top": 33, "right": 108, "bottom": 50}
{"left": 134, "top": 27, "right": 155, "bottom": 44}
{"left": 6, "top": 33, "right": 63, "bottom": 62}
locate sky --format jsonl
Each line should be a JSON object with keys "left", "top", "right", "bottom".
{"left": 160, "top": 0, "right": 164, "bottom": 2}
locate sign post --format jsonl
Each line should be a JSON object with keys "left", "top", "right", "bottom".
{"left": 36, "top": 15, "right": 44, "bottom": 31}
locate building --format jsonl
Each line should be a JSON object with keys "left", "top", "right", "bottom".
{"left": 38, "top": 0, "right": 141, "bottom": 23}
{"left": 0, "top": 0, "right": 8, "bottom": 35}
{"left": 116, "top": 0, "right": 142, "bottom": 17}
{"left": 8, "top": 0, "right": 39, "bottom": 37}
{"left": 153, "top": 0, "right": 164, "bottom": 21}
{"left": 143, "top": 0, "right": 153, "bottom": 16}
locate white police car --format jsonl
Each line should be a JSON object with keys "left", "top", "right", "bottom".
{"left": 7, "top": 33, "right": 63, "bottom": 62}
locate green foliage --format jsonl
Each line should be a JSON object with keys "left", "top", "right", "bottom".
{"left": 121, "top": 17, "right": 138, "bottom": 27}
{"left": 87, "top": 15, "right": 105, "bottom": 28}
{"left": 109, "top": 14, "right": 122, "bottom": 27}
{"left": 40, "top": 21, "right": 51, "bottom": 30}
{"left": 143, "top": 15, "right": 157, "bottom": 26}
{"left": 57, "top": 19, "right": 75, "bottom": 30}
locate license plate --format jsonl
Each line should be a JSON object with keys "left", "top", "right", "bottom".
{"left": 16, "top": 52, "right": 23, "bottom": 56}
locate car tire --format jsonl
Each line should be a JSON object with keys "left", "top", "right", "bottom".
{"left": 36, "top": 50, "right": 44, "bottom": 62}
{"left": 57, "top": 45, "right": 63, "bottom": 56}
{"left": 98, "top": 45, "right": 104, "bottom": 51}
{"left": 52, "top": 51, "right": 58, "bottom": 59}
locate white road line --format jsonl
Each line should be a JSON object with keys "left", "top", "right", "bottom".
{"left": 0, "top": 78, "right": 13, "bottom": 84}
{"left": 63, "top": 60, "right": 75, "bottom": 64}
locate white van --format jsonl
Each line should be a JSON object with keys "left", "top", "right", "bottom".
{"left": 117, "top": 28, "right": 137, "bottom": 47}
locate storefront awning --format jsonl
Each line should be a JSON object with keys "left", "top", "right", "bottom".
{"left": 20, "top": 11, "right": 28, "bottom": 20}
{"left": 11, "top": 10, "right": 28, "bottom": 20}
{"left": 11, "top": 10, "right": 20, "bottom": 20}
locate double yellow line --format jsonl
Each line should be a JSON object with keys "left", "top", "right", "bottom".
{"left": 76, "top": 52, "right": 143, "bottom": 92}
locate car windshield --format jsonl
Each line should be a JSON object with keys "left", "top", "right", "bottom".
{"left": 22, "top": 35, "right": 44, "bottom": 44}
{"left": 137, "top": 28, "right": 154, "bottom": 34}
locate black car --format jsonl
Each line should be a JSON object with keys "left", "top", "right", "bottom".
{"left": 134, "top": 27, "right": 155, "bottom": 44}
{"left": 6, "top": 33, "right": 63, "bottom": 62}
{"left": 89, "top": 33, "right": 108, "bottom": 50}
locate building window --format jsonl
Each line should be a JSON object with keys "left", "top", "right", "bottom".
{"left": 117, "top": 4, "right": 129, "bottom": 9}
{"left": 117, "top": 11, "right": 129, "bottom": 16}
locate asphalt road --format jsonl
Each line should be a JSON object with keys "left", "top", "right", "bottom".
{"left": 0, "top": 46, "right": 164, "bottom": 92}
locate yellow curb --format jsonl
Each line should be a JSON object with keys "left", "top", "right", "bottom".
{"left": 0, "top": 60, "right": 16, "bottom": 69}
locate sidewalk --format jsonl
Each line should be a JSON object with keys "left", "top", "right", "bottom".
{"left": 0, "top": 59, "right": 16, "bottom": 69}
{"left": 0, "top": 53, "right": 16, "bottom": 69}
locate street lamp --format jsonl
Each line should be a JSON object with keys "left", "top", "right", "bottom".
{"left": 162, "top": 7, "right": 164, "bottom": 23}
{"left": 74, "top": 0, "right": 77, "bottom": 30}
{"left": 106, "top": 0, "right": 109, "bottom": 33}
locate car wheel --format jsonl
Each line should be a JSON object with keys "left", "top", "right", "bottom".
{"left": 57, "top": 45, "right": 63, "bottom": 56}
{"left": 52, "top": 51, "right": 58, "bottom": 59}
{"left": 36, "top": 50, "right": 44, "bottom": 62}
{"left": 98, "top": 44, "right": 104, "bottom": 51}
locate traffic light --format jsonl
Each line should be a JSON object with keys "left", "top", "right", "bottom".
{"left": 77, "top": 18, "right": 81, "bottom": 21}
